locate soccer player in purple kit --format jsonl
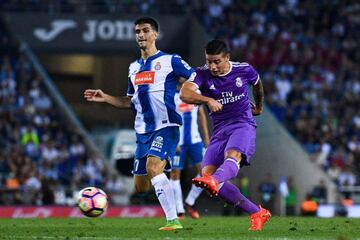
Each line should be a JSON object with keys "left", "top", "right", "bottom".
{"left": 180, "top": 39, "right": 271, "bottom": 231}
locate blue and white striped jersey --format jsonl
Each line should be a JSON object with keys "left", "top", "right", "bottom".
{"left": 174, "top": 92, "right": 202, "bottom": 145}
{"left": 127, "top": 51, "right": 194, "bottom": 134}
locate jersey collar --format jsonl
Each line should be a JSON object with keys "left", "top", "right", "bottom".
{"left": 218, "top": 61, "right": 232, "bottom": 77}
{"left": 141, "top": 50, "right": 161, "bottom": 64}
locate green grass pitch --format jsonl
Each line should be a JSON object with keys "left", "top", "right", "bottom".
{"left": 0, "top": 217, "right": 360, "bottom": 240}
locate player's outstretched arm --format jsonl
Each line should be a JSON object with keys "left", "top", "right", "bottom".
{"left": 198, "top": 106, "right": 210, "bottom": 147}
{"left": 84, "top": 89, "right": 131, "bottom": 108}
{"left": 251, "top": 79, "right": 264, "bottom": 116}
{"left": 180, "top": 82, "right": 222, "bottom": 112}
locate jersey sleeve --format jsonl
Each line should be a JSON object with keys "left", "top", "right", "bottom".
{"left": 171, "top": 55, "right": 195, "bottom": 80}
{"left": 126, "top": 77, "right": 134, "bottom": 96}
{"left": 243, "top": 63, "right": 260, "bottom": 85}
{"left": 186, "top": 69, "right": 203, "bottom": 89}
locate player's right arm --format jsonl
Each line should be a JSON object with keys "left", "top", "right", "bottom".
{"left": 84, "top": 89, "right": 131, "bottom": 108}
{"left": 180, "top": 82, "right": 223, "bottom": 112}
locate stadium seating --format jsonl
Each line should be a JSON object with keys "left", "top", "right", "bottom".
{"left": 0, "top": 20, "right": 114, "bottom": 205}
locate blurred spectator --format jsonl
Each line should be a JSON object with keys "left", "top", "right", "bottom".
{"left": 338, "top": 166, "right": 357, "bottom": 200}
{"left": 315, "top": 138, "right": 332, "bottom": 168}
{"left": 327, "top": 164, "right": 341, "bottom": 182}
{"left": 83, "top": 154, "right": 105, "bottom": 186}
{"left": 41, "top": 178, "right": 55, "bottom": 205}
{"left": 285, "top": 176, "right": 298, "bottom": 216}
{"left": 311, "top": 179, "right": 327, "bottom": 204}
{"left": 338, "top": 167, "right": 357, "bottom": 188}
{"left": 23, "top": 170, "right": 42, "bottom": 204}
{"left": 258, "top": 173, "right": 276, "bottom": 213}
{"left": 301, "top": 193, "right": 318, "bottom": 216}
{"left": 20, "top": 124, "right": 39, "bottom": 146}
{"left": 105, "top": 173, "right": 127, "bottom": 205}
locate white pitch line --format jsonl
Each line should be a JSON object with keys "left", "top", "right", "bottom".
{"left": 1, "top": 237, "right": 138, "bottom": 240}
{"left": 4, "top": 237, "right": 360, "bottom": 240}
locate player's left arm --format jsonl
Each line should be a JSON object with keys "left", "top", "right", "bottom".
{"left": 251, "top": 78, "right": 264, "bottom": 116}
{"left": 198, "top": 106, "right": 210, "bottom": 147}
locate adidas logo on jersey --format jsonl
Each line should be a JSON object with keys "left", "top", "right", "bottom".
{"left": 209, "top": 84, "right": 216, "bottom": 90}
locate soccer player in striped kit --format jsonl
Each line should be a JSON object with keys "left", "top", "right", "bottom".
{"left": 84, "top": 17, "right": 195, "bottom": 231}
{"left": 170, "top": 82, "right": 210, "bottom": 219}
{"left": 180, "top": 40, "right": 271, "bottom": 231}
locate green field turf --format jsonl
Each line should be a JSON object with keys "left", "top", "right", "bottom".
{"left": 0, "top": 217, "right": 360, "bottom": 240}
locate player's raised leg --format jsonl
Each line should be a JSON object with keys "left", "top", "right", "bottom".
{"left": 193, "top": 128, "right": 271, "bottom": 230}
{"left": 193, "top": 125, "right": 253, "bottom": 196}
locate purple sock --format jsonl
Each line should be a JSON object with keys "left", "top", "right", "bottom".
{"left": 212, "top": 158, "right": 239, "bottom": 183}
{"left": 219, "top": 181, "right": 260, "bottom": 214}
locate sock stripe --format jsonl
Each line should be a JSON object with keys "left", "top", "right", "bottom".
{"left": 225, "top": 158, "right": 240, "bottom": 169}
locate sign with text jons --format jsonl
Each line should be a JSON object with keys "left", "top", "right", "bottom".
{"left": 5, "top": 13, "right": 190, "bottom": 53}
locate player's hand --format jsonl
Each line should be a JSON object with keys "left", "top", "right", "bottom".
{"left": 207, "top": 98, "right": 223, "bottom": 112}
{"left": 250, "top": 102, "right": 263, "bottom": 116}
{"left": 204, "top": 138, "right": 210, "bottom": 148}
{"left": 84, "top": 89, "right": 107, "bottom": 103}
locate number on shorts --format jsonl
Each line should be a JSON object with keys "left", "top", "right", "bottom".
{"left": 173, "top": 156, "right": 180, "bottom": 166}
{"left": 134, "top": 159, "right": 139, "bottom": 172}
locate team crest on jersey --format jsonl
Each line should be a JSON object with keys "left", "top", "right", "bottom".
{"left": 151, "top": 136, "right": 164, "bottom": 152}
{"left": 154, "top": 62, "right": 161, "bottom": 70}
{"left": 236, "top": 77, "right": 243, "bottom": 87}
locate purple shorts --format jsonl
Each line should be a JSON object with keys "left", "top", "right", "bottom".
{"left": 202, "top": 122, "right": 256, "bottom": 168}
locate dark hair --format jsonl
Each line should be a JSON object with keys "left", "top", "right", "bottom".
{"left": 205, "top": 39, "right": 229, "bottom": 55}
{"left": 134, "top": 17, "right": 159, "bottom": 32}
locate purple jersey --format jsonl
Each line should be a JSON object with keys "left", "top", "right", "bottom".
{"left": 189, "top": 61, "right": 259, "bottom": 133}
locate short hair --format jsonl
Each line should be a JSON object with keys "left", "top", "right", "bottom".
{"left": 205, "top": 39, "right": 229, "bottom": 55}
{"left": 134, "top": 17, "right": 159, "bottom": 32}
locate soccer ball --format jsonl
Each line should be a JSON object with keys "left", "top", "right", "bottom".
{"left": 77, "top": 187, "right": 108, "bottom": 217}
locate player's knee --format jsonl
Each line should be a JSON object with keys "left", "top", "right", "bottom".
{"left": 146, "top": 163, "right": 162, "bottom": 178}
{"left": 225, "top": 150, "right": 242, "bottom": 162}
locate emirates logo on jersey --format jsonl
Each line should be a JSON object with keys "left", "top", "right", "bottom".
{"left": 135, "top": 71, "right": 155, "bottom": 85}
{"left": 178, "top": 103, "right": 194, "bottom": 112}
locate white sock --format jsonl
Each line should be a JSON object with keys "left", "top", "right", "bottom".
{"left": 151, "top": 173, "right": 177, "bottom": 221}
{"left": 185, "top": 174, "right": 203, "bottom": 206}
{"left": 170, "top": 179, "right": 185, "bottom": 214}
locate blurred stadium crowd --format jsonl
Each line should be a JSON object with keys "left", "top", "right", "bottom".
{"left": 0, "top": 0, "right": 359, "bottom": 207}
{"left": 0, "top": 21, "right": 126, "bottom": 205}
